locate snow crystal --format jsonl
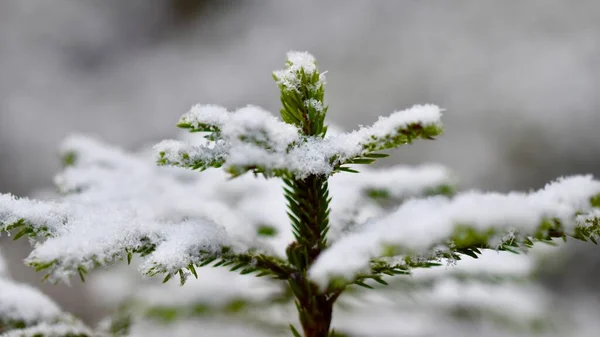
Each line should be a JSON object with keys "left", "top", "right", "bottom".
{"left": 273, "top": 51, "right": 323, "bottom": 92}
{"left": 304, "top": 98, "right": 325, "bottom": 112}
{"left": 309, "top": 175, "right": 600, "bottom": 288}
{"left": 286, "top": 51, "right": 317, "bottom": 74}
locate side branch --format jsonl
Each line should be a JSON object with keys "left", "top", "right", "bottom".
{"left": 338, "top": 215, "right": 600, "bottom": 291}
{"left": 309, "top": 175, "right": 600, "bottom": 289}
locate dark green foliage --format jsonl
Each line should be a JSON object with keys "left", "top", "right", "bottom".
{"left": 149, "top": 247, "right": 294, "bottom": 286}
{"left": 273, "top": 64, "right": 328, "bottom": 137}
{"left": 0, "top": 318, "right": 91, "bottom": 337}
{"left": 0, "top": 319, "right": 27, "bottom": 333}
{"left": 155, "top": 149, "right": 225, "bottom": 172}
{"left": 61, "top": 152, "right": 77, "bottom": 167}
{"left": 177, "top": 120, "right": 221, "bottom": 135}
{"left": 257, "top": 225, "right": 278, "bottom": 237}
{"left": 107, "top": 311, "right": 132, "bottom": 337}
{"left": 363, "top": 123, "right": 443, "bottom": 152}
{"left": 273, "top": 57, "right": 341, "bottom": 337}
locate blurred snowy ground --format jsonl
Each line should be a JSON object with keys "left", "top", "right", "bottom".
{"left": 1, "top": 0, "right": 600, "bottom": 332}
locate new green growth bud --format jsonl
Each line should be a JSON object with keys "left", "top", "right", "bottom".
{"left": 273, "top": 51, "right": 329, "bottom": 137}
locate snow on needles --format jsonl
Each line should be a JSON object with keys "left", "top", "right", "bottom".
{"left": 140, "top": 219, "right": 228, "bottom": 276}
{"left": 309, "top": 175, "right": 600, "bottom": 288}
{"left": 1, "top": 129, "right": 456, "bottom": 284}
{"left": 273, "top": 51, "right": 324, "bottom": 92}
{"left": 327, "top": 164, "right": 454, "bottom": 239}
{"left": 368, "top": 104, "right": 442, "bottom": 140}
{"left": 179, "top": 104, "right": 230, "bottom": 130}
{"left": 156, "top": 104, "right": 443, "bottom": 178}
{"left": 0, "top": 135, "right": 231, "bottom": 282}
{"left": 224, "top": 105, "right": 300, "bottom": 151}
{"left": 0, "top": 193, "right": 227, "bottom": 282}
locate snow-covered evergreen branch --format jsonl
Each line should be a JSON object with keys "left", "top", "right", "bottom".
{"left": 311, "top": 175, "right": 600, "bottom": 289}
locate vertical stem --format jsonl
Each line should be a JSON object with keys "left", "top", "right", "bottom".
{"left": 276, "top": 51, "right": 334, "bottom": 337}
{"left": 294, "top": 283, "right": 333, "bottom": 337}
{"left": 285, "top": 175, "right": 334, "bottom": 337}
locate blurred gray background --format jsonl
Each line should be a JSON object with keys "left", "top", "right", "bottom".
{"left": 1, "top": 0, "right": 600, "bottom": 326}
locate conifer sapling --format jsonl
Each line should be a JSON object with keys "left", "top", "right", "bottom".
{"left": 2, "top": 51, "right": 600, "bottom": 337}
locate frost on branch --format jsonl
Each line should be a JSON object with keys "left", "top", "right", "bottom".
{"left": 310, "top": 175, "right": 600, "bottom": 288}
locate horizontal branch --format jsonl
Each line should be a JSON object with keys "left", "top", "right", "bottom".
{"left": 146, "top": 247, "right": 294, "bottom": 286}
{"left": 154, "top": 140, "right": 228, "bottom": 171}
{"left": 177, "top": 104, "right": 230, "bottom": 135}
{"left": 159, "top": 105, "right": 444, "bottom": 179}
{"left": 309, "top": 175, "right": 600, "bottom": 289}
{"left": 0, "top": 194, "right": 231, "bottom": 283}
